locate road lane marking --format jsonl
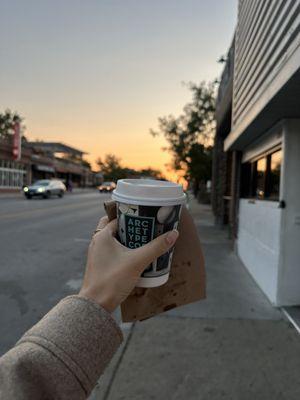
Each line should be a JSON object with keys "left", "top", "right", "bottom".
{"left": 65, "top": 278, "right": 83, "bottom": 290}
{"left": 74, "top": 238, "right": 90, "bottom": 242}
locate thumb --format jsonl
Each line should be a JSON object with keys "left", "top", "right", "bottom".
{"left": 132, "top": 230, "right": 179, "bottom": 272}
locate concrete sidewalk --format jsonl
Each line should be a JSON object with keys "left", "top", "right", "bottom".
{"left": 90, "top": 199, "right": 300, "bottom": 400}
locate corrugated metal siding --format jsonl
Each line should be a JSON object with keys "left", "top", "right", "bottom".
{"left": 232, "top": 0, "right": 300, "bottom": 129}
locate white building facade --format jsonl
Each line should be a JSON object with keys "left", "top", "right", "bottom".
{"left": 214, "top": 0, "right": 300, "bottom": 306}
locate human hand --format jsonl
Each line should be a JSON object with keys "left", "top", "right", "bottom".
{"left": 79, "top": 216, "right": 179, "bottom": 313}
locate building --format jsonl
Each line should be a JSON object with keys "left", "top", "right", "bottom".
{"left": 213, "top": 0, "right": 300, "bottom": 306}
{"left": 0, "top": 136, "right": 32, "bottom": 191}
{"left": 212, "top": 38, "right": 234, "bottom": 228}
{"left": 27, "top": 142, "right": 93, "bottom": 187}
{"left": 0, "top": 138, "right": 95, "bottom": 192}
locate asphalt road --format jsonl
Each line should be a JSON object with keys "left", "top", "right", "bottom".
{"left": 0, "top": 191, "right": 111, "bottom": 355}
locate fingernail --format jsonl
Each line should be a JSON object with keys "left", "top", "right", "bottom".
{"left": 165, "top": 229, "right": 179, "bottom": 245}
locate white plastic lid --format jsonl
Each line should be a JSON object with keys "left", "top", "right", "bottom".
{"left": 112, "top": 179, "right": 186, "bottom": 206}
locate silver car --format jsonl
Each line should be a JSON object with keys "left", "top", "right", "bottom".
{"left": 23, "top": 179, "right": 66, "bottom": 199}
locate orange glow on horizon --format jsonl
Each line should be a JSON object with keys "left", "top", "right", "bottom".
{"left": 26, "top": 125, "right": 186, "bottom": 185}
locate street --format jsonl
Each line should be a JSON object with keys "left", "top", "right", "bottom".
{"left": 0, "top": 191, "right": 110, "bottom": 355}
{"left": 1, "top": 194, "right": 300, "bottom": 399}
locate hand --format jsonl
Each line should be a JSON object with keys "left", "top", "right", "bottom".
{"left": 79, "top": 216, "right": 179, "bottom": 313}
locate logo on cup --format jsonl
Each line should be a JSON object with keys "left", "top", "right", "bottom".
{"left": 124, "top": 215, "right": 155, "bottom": 249}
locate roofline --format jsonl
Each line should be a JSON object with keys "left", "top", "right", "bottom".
{"left": 27, "top": 141, "right": 88, "bottom": 155}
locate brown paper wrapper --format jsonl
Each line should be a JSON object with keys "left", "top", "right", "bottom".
{"left": 104, "top": 201, "right": 206, "bottom": 322}
{"left": 104, "top": 200, "right": 118, "bottom": 220}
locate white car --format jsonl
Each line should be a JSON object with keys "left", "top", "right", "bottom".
{"left": 23, "top": 179, "right": 66, "bottom": 199}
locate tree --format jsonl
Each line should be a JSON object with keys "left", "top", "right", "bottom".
{"left": 96, "top": 154, "right": 164, "bottom": 181}
{"left": 139, "top": 168, "right": 164, "bottom": 180}
{"left": 121, "top": 167, "right": 164, "bottom": 180}
{"left": 150, "top": 82, "right": 215, "bottom": 193}
{"left": 186, "top": 143, "right": 213, "bottom": 196}
{"left": 0, "top": 109, "right": 25, "bottom": 139}
{"left": 96, "top": 154, "right": 127, "bottom": 181}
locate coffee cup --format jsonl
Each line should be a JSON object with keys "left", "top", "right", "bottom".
{"left": 112, "top": 179, "right": 186, "bottom": 287}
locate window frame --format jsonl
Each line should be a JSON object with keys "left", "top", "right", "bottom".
{"left": 240, "top": 145, "right": 282, "bottom": 202}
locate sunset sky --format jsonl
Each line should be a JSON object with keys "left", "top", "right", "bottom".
{"left": 1, "top": 0, "right": 236, "bottom": 178}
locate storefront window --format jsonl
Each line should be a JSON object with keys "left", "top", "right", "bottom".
{"left": 268, "top": 150, "right": 281, "bottom": 200}
{"left": 0, "top": 160, "right": 26, "bottom": 188}
{"left": 256, "top": 158, "right": 266, "bottom": 199}
{"left": 241, "top": 148, "right": 282, "bottom": 201}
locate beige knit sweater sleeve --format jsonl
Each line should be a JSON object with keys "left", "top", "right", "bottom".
{"left": 0, "top": 295, "right": 123, "bottom": 400}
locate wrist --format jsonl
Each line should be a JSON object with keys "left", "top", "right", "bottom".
{"left": 78, "top": 288, "right": 117, "bottom": 313}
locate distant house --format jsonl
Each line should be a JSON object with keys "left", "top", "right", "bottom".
{"left": 212, "top": 0, "right": 300, "bottom": 306}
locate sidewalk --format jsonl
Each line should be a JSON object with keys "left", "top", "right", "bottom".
{"left": 90, "top": 199, "right": 300, "bottom": 400}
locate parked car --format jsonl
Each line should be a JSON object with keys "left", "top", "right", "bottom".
{"left": 98, "top": 181, "right": 116, "bottom": 193}
{"left": 23, "top": 179, "right": 66, "bottom": 199}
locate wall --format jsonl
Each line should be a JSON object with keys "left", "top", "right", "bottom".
{"left": 237, "top": 199, "right": 282, "bottom": 304}
{"left": 277, "top": 120, "right": 300, "bottom": 305}
{"left": 225, "top": 0, "right": 300, "bottom": 151}
{"left": 211, "top": 135, "right": 229, "bottom": 225}
{"left": 232, "top": 0, "right": 300, "bottom": 133}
